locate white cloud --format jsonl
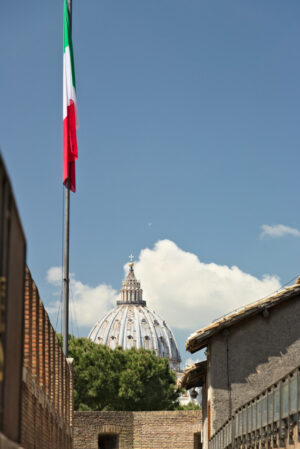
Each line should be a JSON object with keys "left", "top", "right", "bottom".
{"left": 185, "top": 357, "right": 200, "bottom": 368}
{"left": 46, "top": 239, "right": 281, "bottom": 334}
{"left": 260, "top": 224, "right": 300, "bottom": 239}
{"left": 133, "top": 240, "right": 280, "bottom": 330}
{"left": 47, "top": 266, "right": 62, "bottom": 286}
{"left": 46, "top": 267, "right": 119, "bottom": 329}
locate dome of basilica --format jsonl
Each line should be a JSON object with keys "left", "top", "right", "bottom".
{"left": 88, "top": 261, "right": 181, "bottom": 371}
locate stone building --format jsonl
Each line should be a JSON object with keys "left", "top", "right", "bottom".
{"left": 89, "top": 261, "right": 181, "bottom": 371}
{"left": 180, "top": 279, "right": 300, "bottom": 449}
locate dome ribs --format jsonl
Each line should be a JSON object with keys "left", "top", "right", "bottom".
{"left": 133, "top": 306, "right": 142, "bottom": 350}
{"left": 88, "top": 261, "right": 181, "bottom": 371}
{"left": 119, "top": 306, "right": 129, "bottom": 348}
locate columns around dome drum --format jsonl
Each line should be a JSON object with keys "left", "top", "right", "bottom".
{"left": 117, "top": 262, "right": 146, "bottom": 307}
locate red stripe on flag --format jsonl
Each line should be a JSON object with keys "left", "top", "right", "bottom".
{"left": 63, "top": 100, "right": 78, "bottom": 192}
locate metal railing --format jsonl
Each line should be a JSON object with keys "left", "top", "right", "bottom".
{"left": 210, "top": 367, "right": 300, "bottom": 449}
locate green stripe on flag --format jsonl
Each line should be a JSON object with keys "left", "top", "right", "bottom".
{"left": 64, "top": 0, "right": 76, "bottom": 89}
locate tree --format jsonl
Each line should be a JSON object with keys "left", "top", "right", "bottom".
{"left": 67, "top": 336, "right": 180, "bottom": 411}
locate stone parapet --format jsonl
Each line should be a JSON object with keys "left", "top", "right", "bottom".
{"left": 74, "top": 410, "right": 202, "bottom": 449}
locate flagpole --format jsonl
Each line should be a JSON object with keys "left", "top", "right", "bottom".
{"left": 63, "top": 181, "right": 70, "bottom": 357}
{"left": 63, "top": 0, "right": 72, "bottom": 358}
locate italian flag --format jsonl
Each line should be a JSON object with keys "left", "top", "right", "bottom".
{"left": 63, "top": 0, "right": 78, "bottom": 193}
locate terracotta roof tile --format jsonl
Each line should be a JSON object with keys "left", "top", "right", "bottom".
{"left": 186, "top": 281, "right": 300, "bottom": 353}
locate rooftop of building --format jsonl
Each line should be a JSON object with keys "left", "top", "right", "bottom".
{"left": 186, "top": 276, "right": 300, "bottom": 353}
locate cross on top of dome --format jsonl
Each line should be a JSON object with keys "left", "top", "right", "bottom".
{"left": 128, "top": 254, "right": 135, "bottom": 272}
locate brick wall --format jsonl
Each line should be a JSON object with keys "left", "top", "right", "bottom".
{"left": 74, "top": 410, "right": 202, "bottom": 449}
{"left": 0, "top": 155, "right": 26, "bottom": 443}
{"left": 21, "top": 267, "right": 73, "bottom": 449}
{"left": 133, "top": 411, "right": 201, "bottom": 449}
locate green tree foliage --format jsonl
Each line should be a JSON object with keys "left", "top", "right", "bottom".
{"left": 67, "top": 336, "right": 180, "bottom": 411}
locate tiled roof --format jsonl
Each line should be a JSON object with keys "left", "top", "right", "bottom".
{"left": 186, "top": 278, "right": 300, "bottom": 353}
{"left": 178, "top": 361, "right": 207, "bottom": 390}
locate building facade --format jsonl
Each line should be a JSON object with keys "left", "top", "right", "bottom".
{"left": 182, "top": 279, "right": 300, "bottom": 449}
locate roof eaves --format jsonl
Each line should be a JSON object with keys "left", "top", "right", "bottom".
{"left": 186, "top": 283, "right": 300, "bottom": 354}
{"left": 178, "top": 360, "right": 207, "bottom": 390}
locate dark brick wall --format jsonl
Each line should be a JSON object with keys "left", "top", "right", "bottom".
{"left": 21, "top": 267, "right": 73, "bottom": 449}
{"left": 74, "top": 410, "right": 202, "bottom": 449}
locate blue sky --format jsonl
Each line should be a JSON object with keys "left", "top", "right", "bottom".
{"left": 1, "top": 1, "right": 300, "bottom": 364}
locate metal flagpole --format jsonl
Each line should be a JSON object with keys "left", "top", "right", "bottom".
{"left": 63, "top": 181, "right": 70, "bottom": 357}
{"left": 62, "top": 0, "right": 72, "bottom": 358}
